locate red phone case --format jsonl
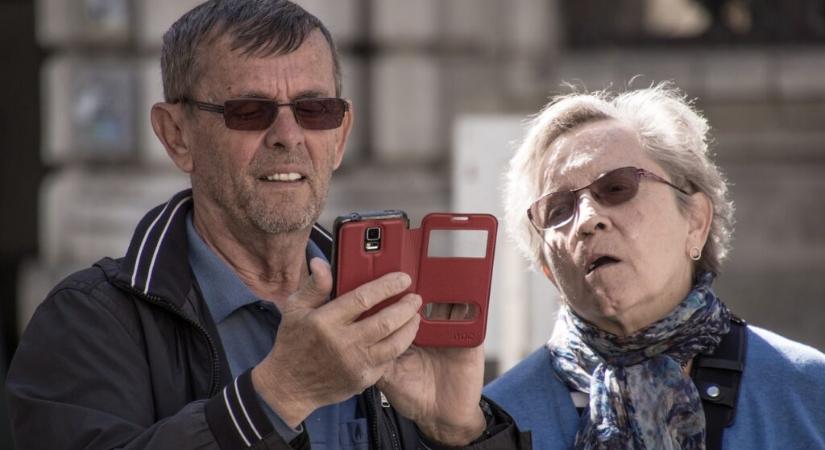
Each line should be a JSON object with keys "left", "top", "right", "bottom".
{"left": 333, "top": 212, "right": 497, "bottom": 347}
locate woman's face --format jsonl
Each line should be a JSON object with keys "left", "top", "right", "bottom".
{"left": 538, "top": 119, "right": 705, "bottom": 336}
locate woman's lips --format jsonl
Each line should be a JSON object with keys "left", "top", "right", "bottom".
{"left": 586, "top": 256, "right": 621, "bottom": 274}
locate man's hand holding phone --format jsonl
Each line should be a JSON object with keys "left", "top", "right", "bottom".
{"left": 252, "top": 258, "right": 487, "bottom": 447}
{"left": 252, "top": 258, "right": 422, "bottom": 428}
{"left": 324, "top": 210, "right": 497, "bottom": 445}
{"left": 378, "top": 328, "right": 488, "bottom": 446}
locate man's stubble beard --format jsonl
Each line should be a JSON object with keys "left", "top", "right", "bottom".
{"left": 239, "top": 181, "right": 328, "bottom": 234}
{"left": 197, "top": 141, "right": 337, "bottom": 236}
{"left": 238, "top": 147, "right": 336, "bottom": 235}
{"left": 195, "top": 166, "right": 330, "bottom": 236}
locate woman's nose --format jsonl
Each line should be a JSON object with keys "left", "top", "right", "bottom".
{"left": 574, "top": 192, "right": 611, "bottom": 236}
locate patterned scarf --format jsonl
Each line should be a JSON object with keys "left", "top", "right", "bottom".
{"left": 547, "top": 272, "right": 731, "bottom": 450}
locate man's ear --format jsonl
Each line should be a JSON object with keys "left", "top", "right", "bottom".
{"left": 331, "top": 100, "right": 353, "bottom": 170}
{"left": 150, "top": 102, "right": 194, "bottom": 173}
{"left": 686, "top": 191, "right": 713, "bottom": 252}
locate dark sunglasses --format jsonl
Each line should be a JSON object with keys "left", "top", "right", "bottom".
{"left": 527, "top": 166, "right": 690, "bottom": 230}
{"left": 179, "top": 97, "right": 349, "bottom": 131}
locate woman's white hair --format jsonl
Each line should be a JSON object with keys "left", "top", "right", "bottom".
{"left": 503, "top": 82, "right": 735, "bottom": 275}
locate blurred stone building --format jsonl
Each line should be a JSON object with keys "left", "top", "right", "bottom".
{"left": 2, "top": 1, "right": 824, "bottom": 409}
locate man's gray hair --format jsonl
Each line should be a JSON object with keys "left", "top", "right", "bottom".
{"left": 504, "top": 83, "right": 735, "bottom": 275}
{"left": 161, "top": 0, "right": 341, "bottom": 102}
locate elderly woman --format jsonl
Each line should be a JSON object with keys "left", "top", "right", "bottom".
{"left": 484, "top": 84, "right": 825, "bottom": 450}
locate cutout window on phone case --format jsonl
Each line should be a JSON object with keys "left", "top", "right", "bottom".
{"left": 426, "top": 229, "right": 488, "bottom": 258}
{"left": 422, "top": 303, "right": 479, "bottom": 321}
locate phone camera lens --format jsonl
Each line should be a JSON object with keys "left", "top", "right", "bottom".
{"left": 366, "top": 227, "right": 381, "bottom": 241}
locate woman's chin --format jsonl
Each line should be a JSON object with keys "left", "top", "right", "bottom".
{"left": 570, "top": 292, "right": 648, "bottom": 336}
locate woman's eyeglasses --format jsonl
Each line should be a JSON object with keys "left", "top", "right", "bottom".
{"left": 527, "top": 166, "right": 690, "bottom": 231}
{"left": 178, "top": 97, "right": 349, "bottom": 131}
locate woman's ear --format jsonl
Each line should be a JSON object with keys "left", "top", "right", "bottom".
{"left": 540, "top": 258, "right": 558, "bottom": 286}
{"left": 151, "top": 102, "right": 194, "bottom": 173}
{"left": 686, "top": 191, "right": 713, "bottom": 251}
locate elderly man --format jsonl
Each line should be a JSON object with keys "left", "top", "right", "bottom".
{"left": 6, "top": 1, "right": 528, "bottom": 449}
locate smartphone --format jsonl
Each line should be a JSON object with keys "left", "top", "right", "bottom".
{"left": 331, "top": 210, "right": 497, "bottom": 347}
{"left": 331, "top": 210, "right": 411, "bottom": 308}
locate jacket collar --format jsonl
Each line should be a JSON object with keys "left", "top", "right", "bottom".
{"left": 113, "top": 189, "right": 333, "bottom": 308}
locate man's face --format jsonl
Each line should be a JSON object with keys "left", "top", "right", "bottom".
{"left": 182, "top": 30, "right": 350, "bottom": 235}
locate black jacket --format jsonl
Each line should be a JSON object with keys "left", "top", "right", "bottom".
{"left": 7, "top": 189, "right": 530, "bottom": 450}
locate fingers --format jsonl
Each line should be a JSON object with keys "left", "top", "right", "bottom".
{"left": 357, "top": 293, "right": 422, "bottom": 343}
{"left": 367, "top": 308, "right": 421, "bottom": 365}
{"left": 426, "top": 303, "right": 474, "bottom": 320}
{"left": 286, "top": 257, "right": 333, "bottom": 310}
{"left": 425, "top": 303, "right": 451, "bottom": 320}
{"left": 326, "top": 272, "right": 412, "bottom": 320}
{"left": 450, "top": 303, "right": 470, "bottom": 320}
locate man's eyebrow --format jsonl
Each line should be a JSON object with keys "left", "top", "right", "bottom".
{"left": 231, "top": 89, "right": 271, "bottom": 99}
{"left": 232, "top": 89, "right": 331, "bottom": 101}
{"left": 291, "top": 90, "right": 333, "bottom": 101}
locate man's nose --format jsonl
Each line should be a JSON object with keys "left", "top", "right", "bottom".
{"left": 265, "top": 105, "right": 304, "bottom": 149}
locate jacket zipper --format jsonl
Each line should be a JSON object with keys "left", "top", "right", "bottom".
{"left": 378, "top": 389, "right": 400, "bottom": 450}
{"left": 136, "top": 289, "right": 223, "bottom": 396}
{"left": 382, "top": 410, "right": 401, "bottom": 450}
{"left": 366, "top": 386, "right": 382, "bottom": 449}
{"left": 365, "top": 386, "right": 401, "bottom": 450}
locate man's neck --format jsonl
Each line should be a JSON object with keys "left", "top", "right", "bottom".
{"left": 192, "top": 210, "right": 312, "bottom": 310}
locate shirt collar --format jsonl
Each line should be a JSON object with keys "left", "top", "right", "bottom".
{"left": 186, "top": 213, "right": 329, "bottom": 324}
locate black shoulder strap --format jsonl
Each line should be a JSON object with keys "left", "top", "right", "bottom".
{"left": 691, "top": 317, "right": 747, "bottom": 450}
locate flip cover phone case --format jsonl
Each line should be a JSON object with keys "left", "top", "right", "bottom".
{"left": 332, "top": 210, "right": 497, "bottom": 347}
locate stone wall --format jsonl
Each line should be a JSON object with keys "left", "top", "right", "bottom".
{"left": 20, "top": 0, "right": 825, "bottom": 378}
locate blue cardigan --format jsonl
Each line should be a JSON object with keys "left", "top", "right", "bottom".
{"left": 484, "top": 326, "right": 825, "bottom": 450}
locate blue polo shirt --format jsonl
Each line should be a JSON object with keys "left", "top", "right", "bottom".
{"left": 186, "top": 214, "right": 367, "bottom": 449}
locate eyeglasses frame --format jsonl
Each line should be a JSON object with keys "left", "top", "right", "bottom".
{"left": 526, "top": 166, "right": 691, "bottom": 233}
{"left": 176, "top": 96, "right": 349, "bottom": 130}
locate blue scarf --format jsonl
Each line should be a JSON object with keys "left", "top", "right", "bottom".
{"left": 547, "top": 273, "right": 732, "bottom": 450}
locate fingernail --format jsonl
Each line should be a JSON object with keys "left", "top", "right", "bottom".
{"left": 397, "top": 273, "right": 411, "bottom": 287}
